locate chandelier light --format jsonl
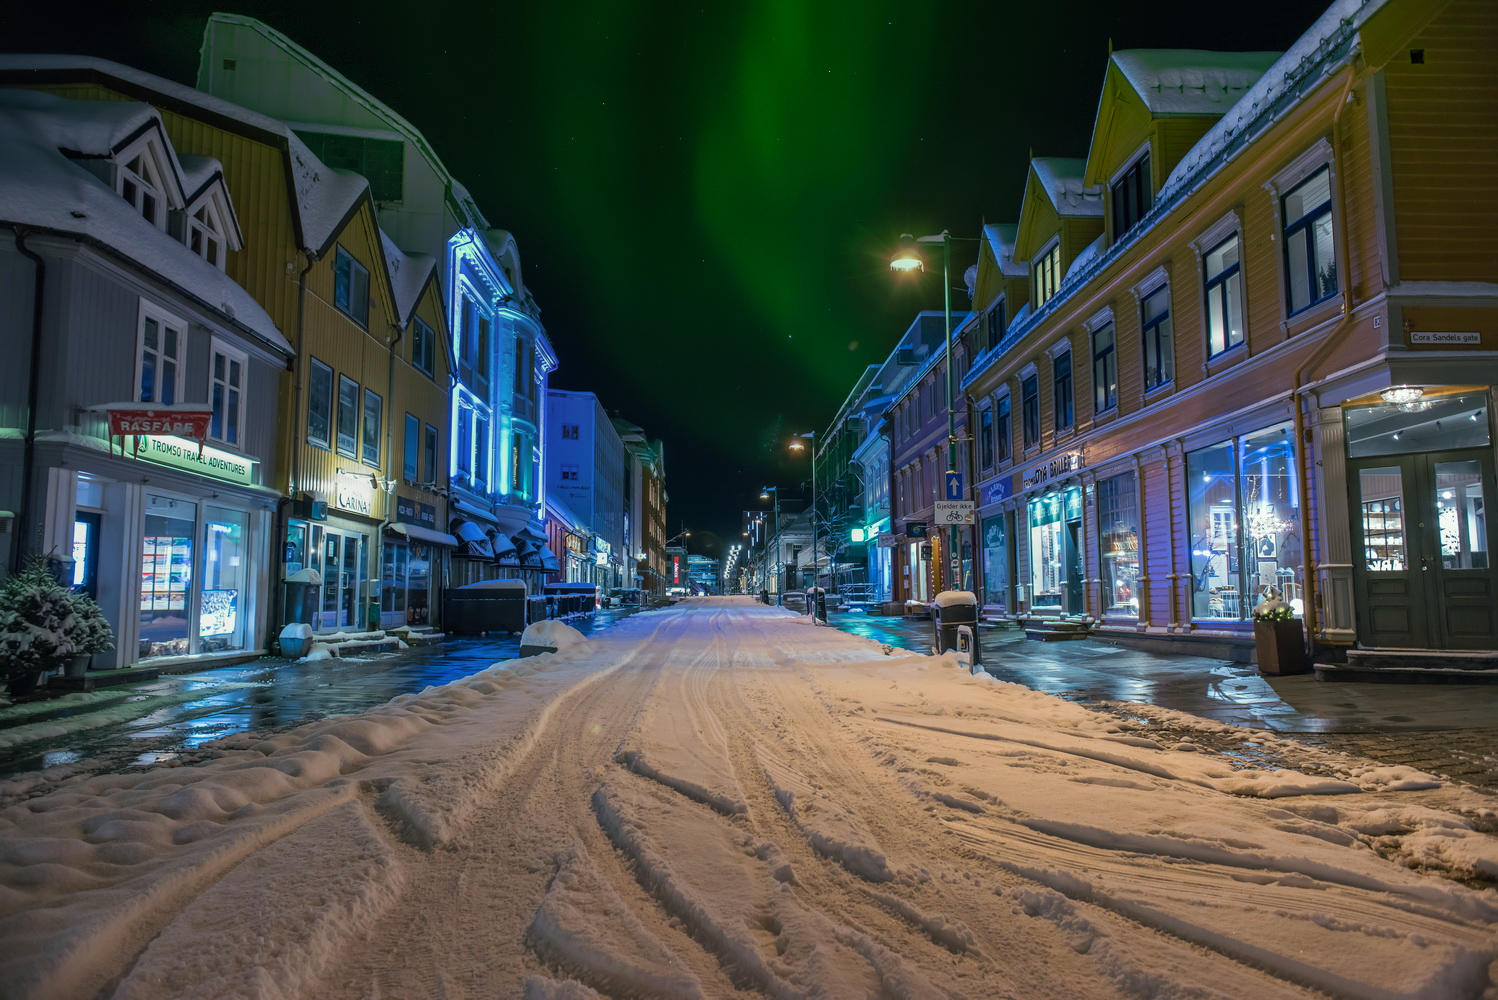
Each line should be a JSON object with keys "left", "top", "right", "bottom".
{"left": 1380, "top": 384, "right": 1424, "bottom": 405}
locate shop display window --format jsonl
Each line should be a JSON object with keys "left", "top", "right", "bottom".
{"left": 981, "top": 514, "right": 1008, "bottom": 613}
{"left": 140, "top": 494, "right": 197, "bottom": 658}
{"left": 1097, "top": 472, "right": 1139, "bottom": 617}
{"left": 1187, "top": 424, "right": 1300, "bottom": 620}
{"left": 200, "top": 507, "right": 247, "bottom": 652}
{"left": 1027, "top": 488, "right": 1079, "bottom": 611}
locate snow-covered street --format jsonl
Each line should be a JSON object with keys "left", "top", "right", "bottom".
{"left": 2, "top": 598, "right": 1496, "bottom": 1000}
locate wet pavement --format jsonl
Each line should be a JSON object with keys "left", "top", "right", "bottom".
{"left": 826, "top": 610, "right": 1498, "bottom": 791}
{"left": 0, "top": 609, "right": 640, "bottom": 781}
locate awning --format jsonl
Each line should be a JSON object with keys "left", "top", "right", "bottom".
{"left": 515, "top": 523, "right": 548, "bottom": 543}
{"left": 537, "top": 545, "right": 561, "bottom": 572}
{"left": 487, "top": 529, "right": 517, "bottom": 556}
{"left": 386, "top": 522, "right": 460, "bottom": 547}
{"left": 450, "top": 518, "right": 495, "bottom": 559}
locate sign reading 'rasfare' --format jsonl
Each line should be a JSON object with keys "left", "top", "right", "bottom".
{"left": 108, "top": 408, "right": 212, "bottom": 438}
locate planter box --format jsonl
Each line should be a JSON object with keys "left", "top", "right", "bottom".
{"left": 1254, "top": 619, "right": 1309, "bottom": 676}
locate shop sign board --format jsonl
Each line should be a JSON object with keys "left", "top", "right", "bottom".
{"left": 1409, "top": 331, "right": 1480, "bottom": 345}
{"left": 1021, "top": 451, "right": 1084, "bottom": 490}
{"left": 395, "top": 497, "right": 438, "bottom": 528}
{"left": 980, "top": 475, "right": 1014, "bottom": 507}
{"left": 877, "top": 532, "right": 900, "bottom": 548}
{"left": 109, "top": 407, "right": 211, "bottom": 438}
{"left": 336, "top": 484, "right": 373, "bottom": 516}
{"left": 134, "top": 434, "right": 256, "bottom": 486}
{"left": 934, "top": 501, "right": 974, "bottom": 525}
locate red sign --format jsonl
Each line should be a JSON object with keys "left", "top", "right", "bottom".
{"left": 107, "top": 408, "right": 212, "bottom": 438}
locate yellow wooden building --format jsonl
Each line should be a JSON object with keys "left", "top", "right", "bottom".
{"left": 961, "top": 0, "right": 1498, "bottom": 663}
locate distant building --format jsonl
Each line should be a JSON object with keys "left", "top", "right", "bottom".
{"left": 544, "top": 391, "right": 626, "bottom": 591}
{"left": 686, "top": 554, "right": 719, "bottom": 595}
{"left": 614, "top": 418, "right": 666, "bottom": 595}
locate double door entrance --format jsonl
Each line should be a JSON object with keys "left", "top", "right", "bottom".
{"left": 1351, "top": 448, "right": 1496, "bottom": 649}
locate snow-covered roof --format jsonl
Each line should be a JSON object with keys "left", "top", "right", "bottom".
{"left": 1031, "top": 158, "right": 1103, "bottom": 218}
{"left": 0, "top": 89, "right": 289, "bottom": 354}
{"left": 380, "top": 230, "right": 436, "bottom": 326}
{"left": 1160, "top": 0, "right": 1386, "bottom": 196}
{"left": 1111, "top": 50, "right": 1282, "bottom": 116}
{"left": 176, "top": 153, "right": 221, "bottom": 197}
{"left": 982, "top": 224, "right": 1026, "bottom": 277}
{"left": 1064, "top": 235, "right": 1105, "bottom": 282}
{"left": 0, "top": 54, "right": 369, "bottom": 256}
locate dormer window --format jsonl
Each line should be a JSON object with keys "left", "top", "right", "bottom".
{"left": 1111, "top": 151, "right": 1152, "bottom": 240}
{"left": 119, "top": 153, "right": 166, "bottom": 229}
{"left": 1032, "top": 241, "right": 1062, "bottom": 308}
{"left": 187, "top": 205, "right": 225, "bottom": 269}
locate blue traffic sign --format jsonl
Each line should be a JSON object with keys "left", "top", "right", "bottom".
{"left": 944, "top": 471, "right": 964, "bottom": 500}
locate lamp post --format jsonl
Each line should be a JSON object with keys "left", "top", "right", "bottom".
{"left": 892, "top": 231, "right": 962, "bottom": 594}
{"left": 790, "top": 431, "right": 818, "bottom": 605}
{"left": 760, "top": 486, "right": 780, "bottom": 599}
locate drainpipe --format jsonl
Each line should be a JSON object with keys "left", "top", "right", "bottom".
{"left": 274, "top": 250, "right": 317, "bottom": 639}
{"left": 1290, "top": 67, "right": 1360, "bottom": 651}
{"left": 380, "top": 320, "right": 406, "bottom": 625}
{"left": 10, "top": 226, "right": 45, "bottom": 573}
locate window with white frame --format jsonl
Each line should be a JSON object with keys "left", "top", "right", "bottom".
{"left": 423, "top": 424, "right": 438, "bottom": 485}
{"left": 186, "top": 203, "right": 225, "bottom": 269}
{"left": 562, "top": 423, "right": 579, "bottom": 440}
{"left": 209, "top": 341, "right": 246, "bottom": 446}
{"left": 1033, "top": 241, "right": 1062, "bottom": 308}
{"left": 456, "top": 404, "right": 473, "bottom": 479}
{"left": 1111, "top": 151, "right": 1152, "bottom": 240}
{"left": 1204, "top": 233, "right": 1245, "bottom": 356}
{"left": 1141, "top": 285, "right": 1173, "bottom": 390}
{"left": 1053, "top": 350, "right": 1074, "bottom": 432}
{"left": 137, "top": 305, "right": 185, "bottom": 405}
{"left": 362, "top": 388, "right": 382, "bottom": 466}
{"left": 995, "top": 392, "right": 1012, "bottom": 463}
{"left": 475, "top": 412, "right": 490, "bottom": 487}
{"left": 1092, "top": 323, "right": 1117, "bottom": 413}
{"left": 119, "top": 151, "right": 166, "bottom": 229}
{"left": 334, "top": 247, "right": 370, "bottom": 326}
{"left": 1021, "top": 371, "right": 1040, "bottom": 449}
{"left": 404, "top": 413, "right": 419, "bottom": 482}
{"left": 562, "top": 464, "right": 580, "bottom": 482}
{"left": 1281, "top": 165, "right": 1337, "bottom": 314}
{"left": 307, "top": 358, "right": 332, "bottom": 448}
{"left": 986, "top": 299, "right": 1006, "bottom": 351}
{"left": 336, "top": 375, "right": 359, "bottom": 458}
{"left": 411, "top": 317, "right": 436, "bottom": 377}
{"left": 979, "top": 404, "right": 994, "bottom": 471}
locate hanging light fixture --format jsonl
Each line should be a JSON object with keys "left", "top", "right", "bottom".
{"left": 1380, "top": 384, "right": 1424, "bottom": 405}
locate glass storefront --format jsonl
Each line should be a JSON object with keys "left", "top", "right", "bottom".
{"left": 200, "top": 507, "right": 247, "bottom": 652}
{"left": 1028, "top": 486, "right": 1081, "bottom": 611}
{"left": 1097, "top": 472, "right": 1139, "bottom": 617}
{"left": 381, "top": 540, "right": 433, "bottom": 625}
{"left": 1187, "top": 423, "right": 1300, "bottom": 620}
{"left": 980, "top": 514, "right": 1008, "bottom": 612}
{"left": 140, "top": 494, "right": 196, "bottom": 658}
{"left": 285, "top": 519, "right": 369, "bottom": 631}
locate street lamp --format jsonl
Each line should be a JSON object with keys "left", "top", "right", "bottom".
{"left": 892, "top": 230, "right": 965, "bottom": 594}
{"left": 790, "top": 432, "right": 818, "bottom": 611}
{"left": 760, "top": 486, "right": 780, "bottom": 598}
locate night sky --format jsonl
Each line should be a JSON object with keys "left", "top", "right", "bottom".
{"left": 6, "top": 0, "right": 1318, "bottom": 559}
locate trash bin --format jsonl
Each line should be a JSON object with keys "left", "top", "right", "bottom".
{"left": 526, "top": 596, "right": 548, "bottom": 624}
{"left": 283, "top": 568, "right": 323, "bottom": 628}
{"left": 441, "top": 579, "right": 527, "bottom": 634}
{"left": 805, "top": 586, "right": 826, "bottom": 624}
{"left": 760, "top": 588, "right": 770, "bottom": 605}
{"left": 933, "top": 590, "right": 980, "bottom": 668}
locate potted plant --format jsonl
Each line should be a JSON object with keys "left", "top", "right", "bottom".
{"left": 0, "top": 556, "right": 114, "bottom": 695}
{"left": 1252, "top": 587, "right": 1308, "bottom": 676}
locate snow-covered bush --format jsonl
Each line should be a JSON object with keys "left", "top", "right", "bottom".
{"left": 0, "top": 556, "right": 113, "bottom": 680}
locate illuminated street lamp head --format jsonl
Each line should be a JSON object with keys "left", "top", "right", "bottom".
{"left": 889, "top": 233, "right": 924, "bottom": 273}
{"left": 789, "top": 439, "right": 805, "bottom": 452}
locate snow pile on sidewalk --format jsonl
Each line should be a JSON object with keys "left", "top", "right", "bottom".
{"left": 0, "top": 600, "right": 1493, "bottom": 1000}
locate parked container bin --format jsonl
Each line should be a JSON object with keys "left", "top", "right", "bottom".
{"left": 526, "top": 596, "right": 548, "bottom": 624}
{"left": 933, "top": 590, "right": 980, "bottom": 668}
{"left": 543, "top": 583, "right": 599, "bottom": 615}
{"left": 442, "top": 579, "right": 527, "bottom": 634}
